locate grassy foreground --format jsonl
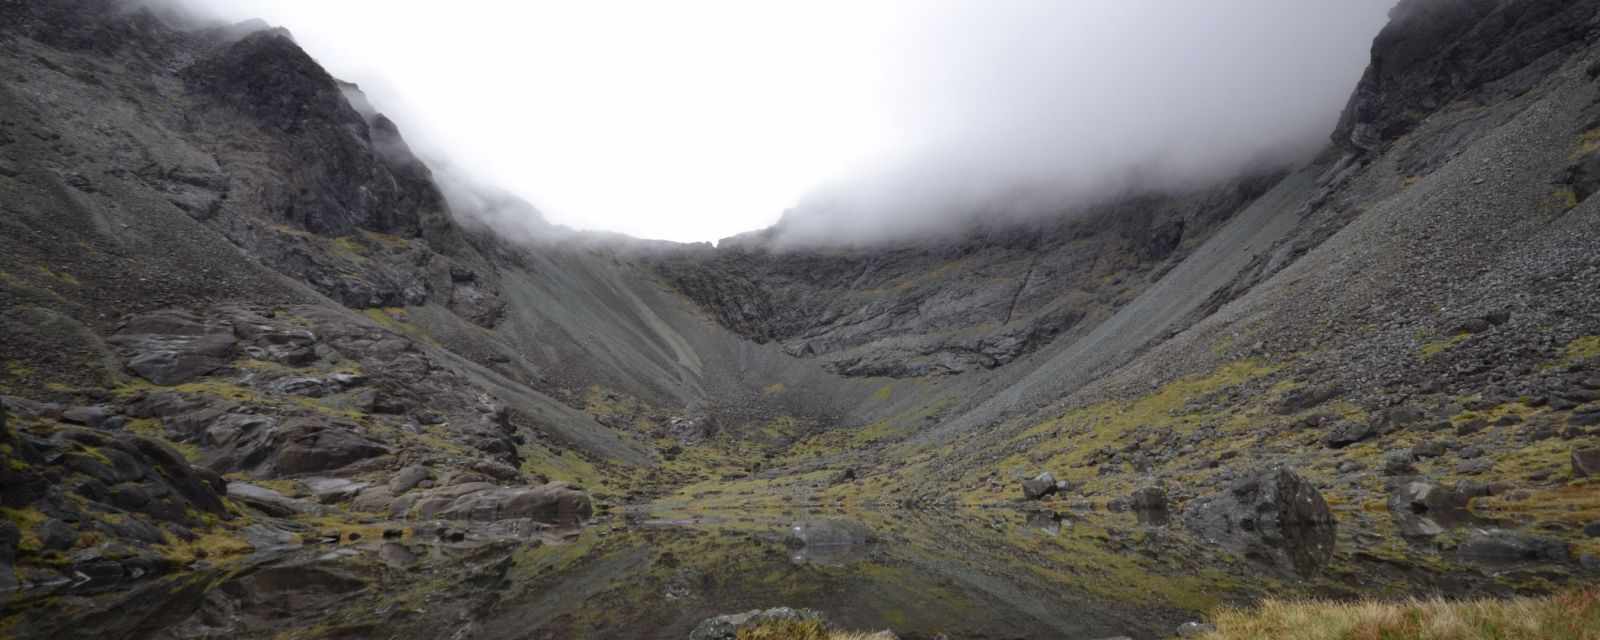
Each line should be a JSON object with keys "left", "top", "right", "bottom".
{"left": 737, "top": 618, "right": 896, "bottom": 640}
{"left": 1202, "top": 588, "right": 1600, "bottom": 640}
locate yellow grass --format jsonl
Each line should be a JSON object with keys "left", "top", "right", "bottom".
{"left": 1204, "top": 589, "right": 1600, "bottom": 640}
{"left": 736, "top": 619, "right": 896, "bottom": 640}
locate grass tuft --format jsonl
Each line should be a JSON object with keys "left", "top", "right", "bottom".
{"left": 1203, "top": 588, "right": 1600, "bottom": 640}
{"left": 736, "top": 619, "right": 895, "bottom": 640}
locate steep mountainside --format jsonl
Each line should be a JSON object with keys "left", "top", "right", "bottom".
{"left": 2, "top": 0, "right": 1600, "bottom": 638}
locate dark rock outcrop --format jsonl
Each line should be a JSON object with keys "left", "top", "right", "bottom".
{"left": 1183, "top": 468, "right": 1336, "bottom": 574}
{"left": 110, "top": 311, "right": 238, "bottom": 386}
{"left": 1457, "top": 528, "right": 1570, "bottom": 564}
{"left": 1332, "top": 0, "right": 1600, "bottom": 154}
{"left": 1574, "top": 448, "right": 1600, "bottom": 478}
{"left": 1387, "top": 480, "right": 1472, "bottom": 538}
{"left": 1021, "top": 472, "right": 1059, "bottom": 500}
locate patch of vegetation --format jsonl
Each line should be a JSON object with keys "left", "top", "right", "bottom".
{"left": 1567, "top": 336, "right": 1600, "bottom": 362}
{"left": 871, "top": 384, "right": 893, "bottom": 402}
{"left": 1420, "top": 333, "right": 1470, "bottom": 359}
{"left": 158, "top": 528, "right": 255, "bottom": 564}
{"left": 4, "top": 360, "right": 36, "bottom": 379}
{"left": 1575, "top": 129, "right": 1600, "bottom": 158}
{"left": 1202, "top": 588, "right": 1600, "bottom": 640}
{"left": 736, "top": 619, "right": 894, "bottom": 640}
{"left": 0, "top": 506, "right": 48, "bottom": 553}
{"left": 34, "top": 265, "right": 80, "bottom": 286}
{"left": 1552, "top": 187, "right": 1581, "bottom": 212}
{"left": 963, "top": 359, "right": 1277, "bottom": 502}
{"left": 1474, "top": 478, "right": 1600, "bottom": 527}
{"left": 330, "top": 236, "right": 369, "bottom": 259}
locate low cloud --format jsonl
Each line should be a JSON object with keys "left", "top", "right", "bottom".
{"left": 152, "top": 0, "right": 1395, "bottom": 247}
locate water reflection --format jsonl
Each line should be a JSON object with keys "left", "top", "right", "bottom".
{"left": 0, "top": 505, "right": 1542, "bottom": 640}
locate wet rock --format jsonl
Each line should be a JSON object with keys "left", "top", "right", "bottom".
{"left": 246, "top": 419, "right": 389, "bottom": 476}
{"left": 1574, "top": 448, "right": 1600, "bottom": 478}
{"left": 1456, "top": 318, "right": 1492, "bottom": 334}
{"left": 1381, "top": 449, "right": 1416, "bottom": 476}
{"left": 1583, "top": 521, "right": 1600, "bottom": 538}
{"left": 1456, "top": 419, "right": 1487, "bottom": 437}
{"left": 389, "top": 464, "right": 431, "bottom": 494}
{"left": 1021, "top": 472, "right": 1058, "bottom": 500}
{"left": 1387, "top": 481, "right": 1471, "bottom": 538}
{"left": 1413, "top": 440, "right": 1448, "bottom": 458}
{"left": 1373, "top": 405, "right": 1426, "bottom": 433}
{"left": 1274, "top": 385, "right": 1340, "bottom": 414}
{"left": 272, "top": 377, "right": 327, "bottom": 397}
{"left": 786, "top": 519, "right": 875, "bottom": 548}
{"left": 1129, "top": 486, "right": 1168, "bottom": 512}
{"left": 1183, "top": 467, "right": 1336, "bottom": 574}
{"left": 1322, "top": 421, "right": 1373, "bottom": 448}
{"left": 400, "top": 483, "right": 593, "bottom": 526}
{"left": 0, "top": 521, "right": 18, "bottom": 590}
{"left": 61, "top": 405, "right": 121, "bottom": 430}
{"left": 1457, "top": 529, "right": 1570, "bottom": 564}
{"left": 38, "top": 518, "right": 78, "bottom": 551}
{"left": 349, "top": 486, "right": 395, "bottom": 513}
{"left": 228, "top": 482, "right": 318, "bottom": 517}
{"left": 689, "top": 607, "right": 827, "bottom": 640}
{"left": 109, "top": 310, "right": 238, "bottom": 386}
{"left": 828, "top": 467, "right": 858, "bottom": 485}
{"left": 303, "top": 477, "right": 368, "bottom": 504}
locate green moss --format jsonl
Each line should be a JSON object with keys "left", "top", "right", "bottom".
{"left": 331, "top": 236, "right": 368, "bottom": 258}
{"left": 0, "top": 506, "right": 48, "bottom": 553}
{"left": 871, "top": 384, "right": 894, "bottom": 402}
{"left": 1576, "top": 129, "right": 1600, "bottom": 158}
{"left": 1420, "top": 333, "right": 1470, "bottom": 359}
{"left": 1567, "top": 336, "right": 1600, "bottom": 361}
{"left": 3, "top": 361, "right": 35, "bottom": 379}
{"left": 964, "top": 359, "right": 1278, "bottom": 503}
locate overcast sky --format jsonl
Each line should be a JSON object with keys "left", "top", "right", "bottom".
{"left": 176, "top": 1, "right": 1395, "bottom": 244}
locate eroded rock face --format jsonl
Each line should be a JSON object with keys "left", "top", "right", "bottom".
{"left": 110, "top": 311, "right": 238, "bottom": 386}
{"left": 653, "top": 174, "right": 1278, "bottom": 378}
{"left": 1387, "top": 481, "right": 1472, "bottom": 538}
{"left": 1183, "top": 468, "right": 1336, "bottom": 575}
{"left": 0, "top": 401, "right": 234, "bottom": 591}
{"left": 1332, "top": 0, "right": 1599, "bottom": 154}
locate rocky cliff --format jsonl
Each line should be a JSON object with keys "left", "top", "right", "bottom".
{"left": 3, "top": 0, "right": 1600, "bottom": 638}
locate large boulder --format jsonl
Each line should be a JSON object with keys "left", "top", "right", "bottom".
{"left": 1322, "top": 421, "right": 1374, "bottom": 448}
{"left": 1183, "top": 468, "right": 1336, "bottom": 574}
{"left": 1574, "top": 448, "right": 1600, "bottom": 478}
{"left": 1387, "top": 481, "right": 1471, "bottom": 538}
{"left": 1021, "top": 472, "right": 1059, "bottom": 500}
